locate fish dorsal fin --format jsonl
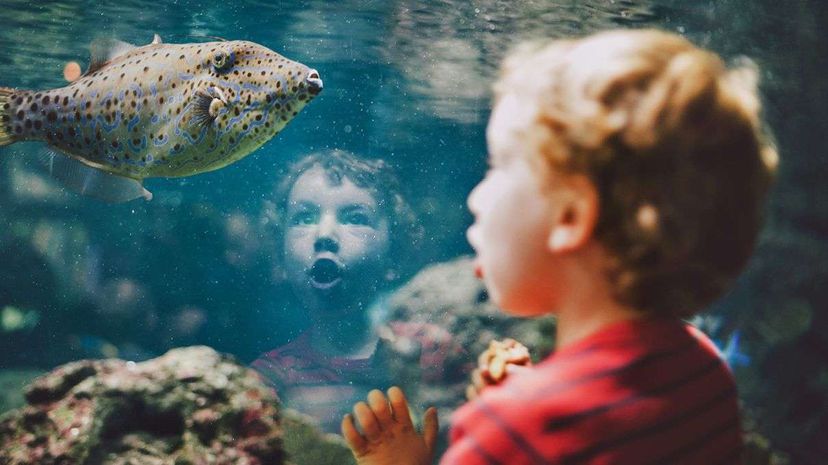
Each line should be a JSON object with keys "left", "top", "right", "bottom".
{"left": 151, "top": 33, "right": 163, "bottom": 45}
{"left": 184, "top": 34, "right": 227, "bottom": 42}
{"left": 83, "top": 38, "right": 138, "bottom": 76}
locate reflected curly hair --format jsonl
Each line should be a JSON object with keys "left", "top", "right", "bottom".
{"left": 263, "top": 149, "right": 423, "bottom": 281}
{"left": 495, "top": 29, "right": 778, "bottom": 317}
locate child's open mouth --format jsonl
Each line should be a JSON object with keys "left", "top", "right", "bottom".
{"left": 309, "top": 258, "right": 343, "bottom": 289}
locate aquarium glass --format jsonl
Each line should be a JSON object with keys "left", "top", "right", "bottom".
{"left": 0, "top": 1, "right": 826, "bottom": 463}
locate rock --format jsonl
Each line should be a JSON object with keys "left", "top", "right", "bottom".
{"left": 0, "top": 370, "right": 43, "bottom": 414}
{"left": 744, "top": 430, "right": 791, "bottom": 465}
{"left": 281, "top": 410, "right": 355, "bottom": 465}
{"left": 0, "top": 346, "right": 284, "bottom": 465}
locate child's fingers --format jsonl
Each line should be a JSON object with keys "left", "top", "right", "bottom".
{"left": 489, "top": 354, "right": 507, "bottom": 381}
{"left": 466, "top": 383, "right": 478, "bottom": 401}
{"left": 423, "top": 406, "right": 439, "bottom": 453}
{"left": 468, "top": 368, "right": 488, "bottom": 400}
{"left": 505, "top": 363, "right": 532, "bottom": 377}
{"left": 368, "top": 389, "right": 393, "bottom": 429}
{"left": 478, "top": 347, "right": 494, "bottom": 367}
{"left": 471, "top": 367, "right": 484, "bottom": 388}
{"left": 387, "top": 386, "right": 414, "bottom": 429}
{"left": 341, "top": 413, "right": 368, "bottom": 455}
{"left": 354, "top": 401, "right": 382, "bottom": 441}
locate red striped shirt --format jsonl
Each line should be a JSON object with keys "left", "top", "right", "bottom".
{"left": 443, "top": 317, "right": 743, "bottom": 465}
{"left": 250, "top": 322, "right": 457, "bottom": 433}
{"left": 251, "top": 331, "right": 389, "bottom": 432}
{"left": 252, "top": 331, "right": 381, "bottom": 387}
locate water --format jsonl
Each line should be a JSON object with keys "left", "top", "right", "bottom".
{"left": 0, "top": 1, "right": 826, "bottom": 463}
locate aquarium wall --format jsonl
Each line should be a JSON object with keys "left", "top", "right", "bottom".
{"left": 0, "top": 1, "right": 826, "bottom": 464}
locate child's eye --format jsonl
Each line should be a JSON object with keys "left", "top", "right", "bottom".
{"left": 289, "top": 211, "right": 318, "bottom": 225}
{"left": 343, "top": 212, "right": 372, "bottom": 226}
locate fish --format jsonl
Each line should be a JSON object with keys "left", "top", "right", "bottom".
{"left": 716, "top": 330, "right": 751, "bottom": 368}
{"left": 0, "top": 34, "right": 323, "bottom": 202}
{"left": 689, "top": 315, "right": 751, "bottom": 368}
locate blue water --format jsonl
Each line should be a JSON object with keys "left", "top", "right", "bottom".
{"left": 1, "top": 1, "right": 826, "bottom": 463}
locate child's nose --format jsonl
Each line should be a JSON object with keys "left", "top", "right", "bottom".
{"left": 317, "top": 212, "right": 337, "bottom": 235}
{"left": 314, "top": 213, "right": 339, "bottom": 252}
{"left": 314, "top": 236, "right": 339, "bottom": 254}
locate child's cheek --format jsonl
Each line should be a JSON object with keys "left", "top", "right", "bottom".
{"left": 284, "top": 231, "right": 315, "bottom": 260}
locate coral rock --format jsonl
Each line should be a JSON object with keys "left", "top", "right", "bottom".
{"left": 0, "top": 346, "right": 284, "bottom": 465}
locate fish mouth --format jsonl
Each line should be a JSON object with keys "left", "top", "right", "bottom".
{"left": 306, "top": 69, "right": 323, "bottom": 95}
{"left": 309, "top": 257, "right": 342, "bottom": 289}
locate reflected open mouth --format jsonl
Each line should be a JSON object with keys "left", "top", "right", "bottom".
{"left": 309, "top": 258, "right": 342, "bottom": 289}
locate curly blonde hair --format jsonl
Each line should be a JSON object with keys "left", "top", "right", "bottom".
{"left": 495, "top": 29, "right": 778, "bottom": 317}
{"left": 263, "top": 149, "right": 424, "bottom": 282}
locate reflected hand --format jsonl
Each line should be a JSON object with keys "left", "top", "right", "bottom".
{"left": 466, "top": 338, "right": 532, "bottom": 400}
{"left": 342, "top": 386, "right": 438, "bottom": 465}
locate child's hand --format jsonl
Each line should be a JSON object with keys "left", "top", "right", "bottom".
{"left": 341, "top": 386, "right": 438, "bottom": 465}
{"left": 466, "top": 338, "right": 533, "bottom": 400}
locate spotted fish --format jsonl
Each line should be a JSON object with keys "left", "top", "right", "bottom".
{"left": 0, "top": 34, "right": 322, "bottom": 202}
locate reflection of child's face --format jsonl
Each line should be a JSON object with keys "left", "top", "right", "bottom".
{"left": 283, "top": 165, "right": 391, "bottom": 309}
{"left": 467, "top": 94, "right": 564, "bottom": 316}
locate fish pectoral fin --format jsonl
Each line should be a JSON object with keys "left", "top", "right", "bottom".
{"left": 38, "top": 148, "right": 152, "bottom": 203}
{"left": 84, "top": 38, "right": 139, "bottom": 76}
{"left": 192, "top": 87, "right": 224, "bottom": 129}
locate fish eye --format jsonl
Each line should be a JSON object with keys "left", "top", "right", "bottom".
{"left": 212, "top": 51, "right": 234, "bottom": 72}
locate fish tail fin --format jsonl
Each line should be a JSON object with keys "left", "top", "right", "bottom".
{"left": 0, "top": 87, "right": 18, "bottom": 147}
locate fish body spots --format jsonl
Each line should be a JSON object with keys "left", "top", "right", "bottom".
{"left": 14, "top": 39, "right": 320, "bottom": 179}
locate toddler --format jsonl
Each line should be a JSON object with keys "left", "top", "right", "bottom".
{"left": 341, "top": 28, "right": 777, "bottom": 465}
{"left": 252, "top": 149, "right": 421, "bottom": 433}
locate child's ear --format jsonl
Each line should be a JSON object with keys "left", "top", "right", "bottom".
{"left": 547, "top": 175, "right": 599, "bottom": 253}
